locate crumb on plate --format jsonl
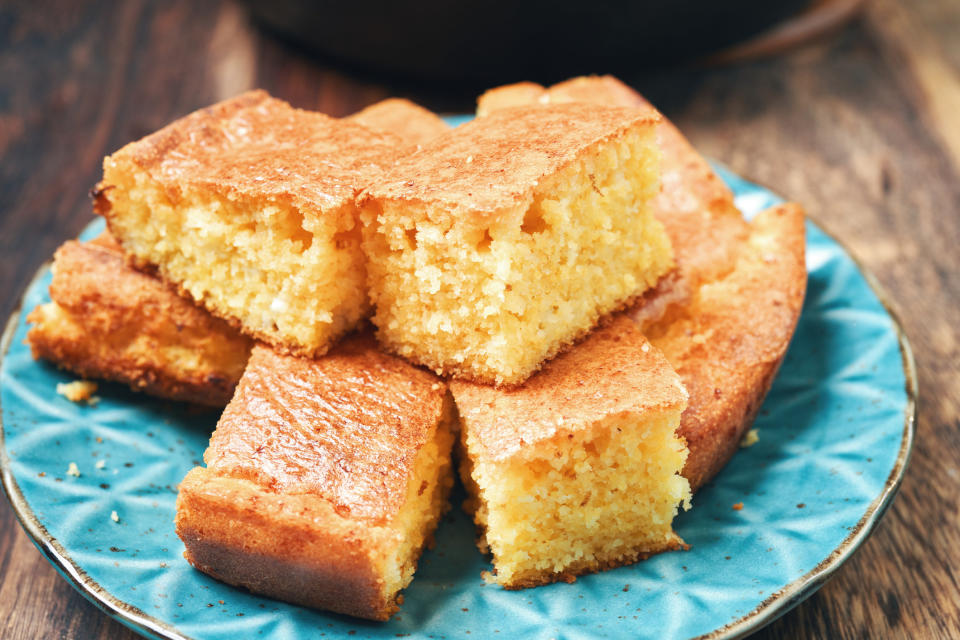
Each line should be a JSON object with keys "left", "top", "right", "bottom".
{"left": 740, "top": 429, "right": 759, "bottom": 448}
{"left": 56, "top": 380, "right": 98, "bottom": 404}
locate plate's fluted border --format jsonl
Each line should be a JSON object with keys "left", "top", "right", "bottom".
{"left": 0, "top": 218, "right": 917, "bottom": 640}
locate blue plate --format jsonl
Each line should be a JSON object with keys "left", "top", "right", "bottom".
{"left": 1, "top": 167, "right": 915, "bottom": 640}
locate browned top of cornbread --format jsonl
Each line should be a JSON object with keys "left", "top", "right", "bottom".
{"left": 477, "top": 76, "right": 746, "bottom": 300}
{"left": 205, "top": 334, "right": 446, "bottom": 523}
{"left": 25, "top": 233, "right": 252, "bottom": 406}
{"left": 104, "top": 90, "right": 402, "bottom": 212}
{"left": 642, "top": 203, "right": 807, "bottom": 490}
{"left": 346, "top": 98, "right": 450, "bottom": 147}
{"left": 451, "top": 315, "right": 686, "bottom": 462}
{"left": 362, "top": 102, "right": 660, "bottom": 219}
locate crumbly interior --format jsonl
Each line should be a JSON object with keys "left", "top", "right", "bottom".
{"left": 461, "top": 409, "right": 690, "bottom": 587}
{"left": 378, "top": 396, "right": 456, "bottom": 601}
{"left": 30, "top": 301, "right": 250, "bottom": 385}
{"left": 103, "top": 159, "right": 368, "bottom": 356}
{"left": 363, "top": 128, "right": 670, "bottom": 385}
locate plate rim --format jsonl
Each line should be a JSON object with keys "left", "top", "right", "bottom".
{"left": 0, "top": 213, "right": 917, "bottom": 640}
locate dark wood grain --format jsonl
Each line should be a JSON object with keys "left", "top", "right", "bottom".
{"left": 1, "top": 0, "right": 957, "bottom": 638}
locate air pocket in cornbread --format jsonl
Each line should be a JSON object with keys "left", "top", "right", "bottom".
{"left": 175, "top": 335, "right": 454, "bottom": 620}
{"left": 94, "top": 90, "right": 402, "bottom": 357}
{"left": 26, "top": 233, "right": 252, "bottom": 406}
{"left": 452, "top": 315, "right": 691, "bottom": 588}
{"left": 360, "top": 103, "right": 672, "bottom": 385}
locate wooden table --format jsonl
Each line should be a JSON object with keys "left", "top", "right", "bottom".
{"left": 1, "top": 1, "right": 957, "bottom": 637}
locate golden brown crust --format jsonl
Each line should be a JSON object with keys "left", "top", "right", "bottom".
{"left": 476, "top": 76, "right": 748, "bottom": 317}
{"left": 499, "top": 537, "right": 688, "bottom": 589}
{"left": 95, "top": 90, "right": 402, "bottom": 216}
{"left": 207, "top": 335, "right": 447, "bottom": 523}
{"left": 450, "top": 315, "right": 686, "bottom": 462}
{"left": 26, "top": 235, "right": 252, "bottom": 406}
{"left": 346, "top": 98, "right": 450, "bottom": 147}
{"left": 361, "top": 102, "right": 660, "bottom": 222}
{"left": 176, "top": 468, "right": 399, "bottom": 620}
{"left": 640, "top": 203, "right": 807, "bottom": 490}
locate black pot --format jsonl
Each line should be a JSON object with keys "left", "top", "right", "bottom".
{"left": 245, "top": 0, "right": 810, "bottom": 82}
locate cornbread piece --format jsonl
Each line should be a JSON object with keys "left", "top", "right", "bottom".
{"left": 347, "top": 98, "right": 450, "bottom": 146}
{"left": 361, "top": 103, "right": 672, "bottom": 385}
{"left": 452, "top": 315, "right": 691, "bottom": 588}
{"left": 27, "top": 234, "right": 252, "bottom": 406}
{"left": 474, "top": 82, "right": 550, "bottom": 116}
{"left": 94, "top": 90, "right": 402, "bottom": 357}
{"left": 175, "top": 335, "right": 455, "bottom": 620}
{"left": 477, "top": 75, "right": 748, "bottom": 323}
{"left": 638, "top": 204, "right": 807, "bottom": 490}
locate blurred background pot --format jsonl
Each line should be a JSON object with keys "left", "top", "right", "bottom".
{"left": 243, "top": 0, "right": 813, "bottom": 82}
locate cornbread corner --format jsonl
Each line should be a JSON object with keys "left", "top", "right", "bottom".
{"left": 93, "top": 90, "right": 402, "bottom": 358}
{"left": 477, "top": 75, "right": 748, "bottom": 325}
{"left": 347, "top": 97, "right": 450, "bottom": 147}
{"left": 27, "top": 233, "right": 252, "bottom": 407}
{"left": 360, "top": 102, "right": 672, "bottom": 385}
{"left": 639, "top": 203, "right": 807, "bottom": 490}
{"left": 175, "top": 335, "right": 455, "bottom": 621}
{"left": 452, "top": 315, "right": 691, "bottom": 588}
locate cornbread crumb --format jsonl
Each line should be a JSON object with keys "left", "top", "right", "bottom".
{"left": 96, "top": 460, "right": 106, "bottom": 470}
{"left": 740, "top": 429, "right": 759, "bottom": 448}
{"left": 57, "top": 380, "right": 97, "bottom": 403}
{"left": 732, "top": 502, "right": 744, "bottom": 511}
{"left": 361, "top": 103, "right": 671, "bottom": 385}
{"left": 111, "top": 510, "right": 120, "bottom": 523}
{"left": 66, "top": 462, "right": 81, "bottom": 477}
{"left": 454, "top": 316, "right": 690, "bottom": 587}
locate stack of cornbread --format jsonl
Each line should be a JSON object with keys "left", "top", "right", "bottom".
{"left": 26, "top": 77, "right": 806, "bottom": 621}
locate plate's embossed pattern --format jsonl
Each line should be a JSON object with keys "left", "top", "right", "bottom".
{"left": 0, "top": 169, "right": 914, "bottom": 640}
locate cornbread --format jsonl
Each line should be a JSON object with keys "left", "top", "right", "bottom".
{"left": 93, "top": 90, "right": 402, "bottom": 357}
{"left": 639, "top": 203, "right": 807, "bottom": 490}
{"left": 361, "top": 103, "right": 672, "bottom": 385}
{"left": 175, "top": 335, "right": 455, "bottom": 620}
{"left": 347, "top": 98, "right": 450, "bottom": 146}
{"left": 477, "top": 75, "right": 748, "bottom": 324}
{"left": 27, "top": 234, "right": 252, "bottom": 406}
{"left": 452, "top": 315, "right": 690, "bottom": 588}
